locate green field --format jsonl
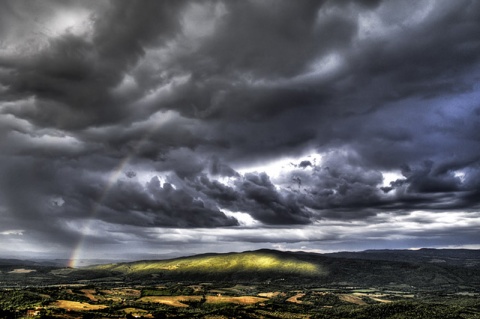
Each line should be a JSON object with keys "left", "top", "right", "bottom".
{"left": 1, "top": 283, "right": 479, "bottom": 319}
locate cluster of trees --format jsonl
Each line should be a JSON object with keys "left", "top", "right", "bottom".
{"left": 141, "top": 285, "right": 196, "bottom": 297}
{"left": 0, "top": 290, "right": 44, "bottom": 310}
{"left": 311, "top": 301, "right": 476, "bottom": 319}
{"left": 0, "top": 309, "right": 16, "bottom": 319}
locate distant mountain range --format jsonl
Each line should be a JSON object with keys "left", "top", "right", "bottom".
{"left": 325, "top": 248, "right": 480, "bottom": 268}
{"left": 1, "top": 249, "right": 479, "bottom": 290}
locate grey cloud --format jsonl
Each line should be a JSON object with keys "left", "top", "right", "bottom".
{"left": 1, "top": 1, "right": 187, "bottom": 129}
{"left": 192, "top": 175, "right": 239, "bottom": 206}
{"left": 1, "top": 0, "right": 480, "bottom": 257}
{"left": 209, "top": 156, "right": 239, "bottom": 177}
{"left": 294, "top": 150, "right": 385, "bottom": 219}
{"left": 380, "top": 186, "right": 393, "bottom": 193}
{"left": 298, "top": 160, "right": 313, "bottom": 169}
{"left": 235, "top": 172, "right": 311, "bottom": 225}
{"left": 190, "top": 172, "right": 311, "bottom": 225}
{"left": 400, "top": 161, "right": 462, "bottom": 194}
{"left": 110, "top": 176, "right": 238, "bottom": 228}
{"left": 189, "top": 0, "right": 328, "bottom": 78}
{"left": 125, "top": 171, "right": 136, "bottom": 178}
{"left": 143, "top": 0, "right": 356, "bottom": 122}
{"left": 70, "top": 175, "right": 240, "bottom": 228}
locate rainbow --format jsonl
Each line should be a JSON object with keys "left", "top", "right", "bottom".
{"left": 67, "top": 113, "right": 171, "bottom": 268}
{"left": 68, "top": 155, "right": 132, "bottom": 268}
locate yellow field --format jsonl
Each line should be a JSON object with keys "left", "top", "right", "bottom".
{"left": 52, "top": 300, "right": 108, "bottom": 311}
{"left": 138, "top": 295, "right": 267, "bottom": 307}
{"left": 122, "top": 308, "right": 153, "bottom": 318}
{"left": 256, "top": 309, "right": 311, "bottom": 319}
{"left": 99, "top": 288, "right": 141, "bottom": 301}
{"left": 258, "top": 291, "right": 281, "bottom": 298}
{"left": 80, "top": 289, "right": 98, "bottom": 301}
{"left": 101, "top": 288, "right": 141, "bottom": 297}
{"left": 188, "top": 285, "right": 204, "bottom": 293}
{"left": 8, "top": 268, "right": 36, "bottom": 274}
{"left": 338, "top": 294, "right": 366, "bottom": 305}
{"left": 138, "top": 296, "right": 202, "bottom": 307}
{"left": 352, "top": 292, "right": 392, "bottom": 303}
{"left": 369, "top": 296, "right": 392, "bottom": 303}
{"left": 206, "top": 295, "right": 267, "bottom": 304}
{"left": 286, "top": 293, "right": 306, "bottom": 304}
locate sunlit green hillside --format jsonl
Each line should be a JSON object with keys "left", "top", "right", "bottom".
{"left": 91, "top": 250, "right": 326, "bottom": 276}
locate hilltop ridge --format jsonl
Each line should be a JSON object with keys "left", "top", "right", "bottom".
{"left": 78, "top": 248, "right": 480, "bottom": 289}
{"left": 1, "top": 248, "right": 479, "bottom": 289}
{"left": 89, "top": 249, "right": 327, "bottom": 282}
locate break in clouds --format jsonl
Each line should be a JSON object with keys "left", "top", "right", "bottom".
{"left": 1, "top": 0, "right": 480, "bottom": 259}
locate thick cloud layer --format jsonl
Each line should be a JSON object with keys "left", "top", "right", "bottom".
{"left": 1, "top": 0, "right": 480, "bottom": 259}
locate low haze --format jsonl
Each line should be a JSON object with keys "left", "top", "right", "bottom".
{"left": 1, "top": 0, "right": 480, "bottom": 266}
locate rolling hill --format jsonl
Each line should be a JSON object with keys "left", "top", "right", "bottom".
{"left": 89, "top": 249, "right": 326, "bottom": 282}
{"left": 85, "top": 249, "right": 480, "bottom": 289}
{"left": 1, "top": 249, "right": 479, "bottom": 290}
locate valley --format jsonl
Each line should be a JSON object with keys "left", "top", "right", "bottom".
{"left": 1, "top": 249, "right": 479, "bottom": 318}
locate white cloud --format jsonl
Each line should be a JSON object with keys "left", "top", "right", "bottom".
{"left": 0, "top": 230, "right": 24, "bottom": 236}
{"left": 235, "top": 151, "right": 321, "bottom": 184}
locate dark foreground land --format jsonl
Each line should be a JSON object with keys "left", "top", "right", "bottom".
{"left": 1, "top": 249, "right": 479, "bottom": 319}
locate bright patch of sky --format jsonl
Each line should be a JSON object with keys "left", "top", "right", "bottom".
{"left": 44, "top": 8, "right": 92, "bottom": 37}
{"left": 222, "top": 210, "right": 261, "bottom": 227}
{"left": 0, "top": 230, "right": 24, "bottom": 236}
{"left": 235, "top": 152, "right": 322, "bottom": 182}
{"left": 381, "top": 170, "right": 403, "bottom": 186}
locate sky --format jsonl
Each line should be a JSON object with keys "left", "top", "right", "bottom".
{"left": 1, "top": 0, "right": 480, "bottom": 264}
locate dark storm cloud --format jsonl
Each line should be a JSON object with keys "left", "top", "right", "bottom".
{"left": 1, "top": 0, "right": 480, "bottom": 255}
{"left": 99, "top": 176, "right": 238, "bottom": 228}
{"left": 298, "top": 161, "right": 313, "bottom": 169}
{"left": 400, "top": 161, "right": 461, "bottom": 194}
{"left": 169, "top": 0, "right": 330, "bottom": 81}
{"left": 0, "top": 1, "right": 187, "bottom": 129}
{"left": 300, "top": 150, "right": 383, "bottom": 213}
{"left": 191, "top": 172, "right": 311, "bottom": 225}
{"left": 40, "top": 163, "right": 239, "bottom": 229}
{"left": 287, "top": 150, "right": 480, "bottom": 219}
{"left": 209, "top": 157, "right": 239, "bottom": 178}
